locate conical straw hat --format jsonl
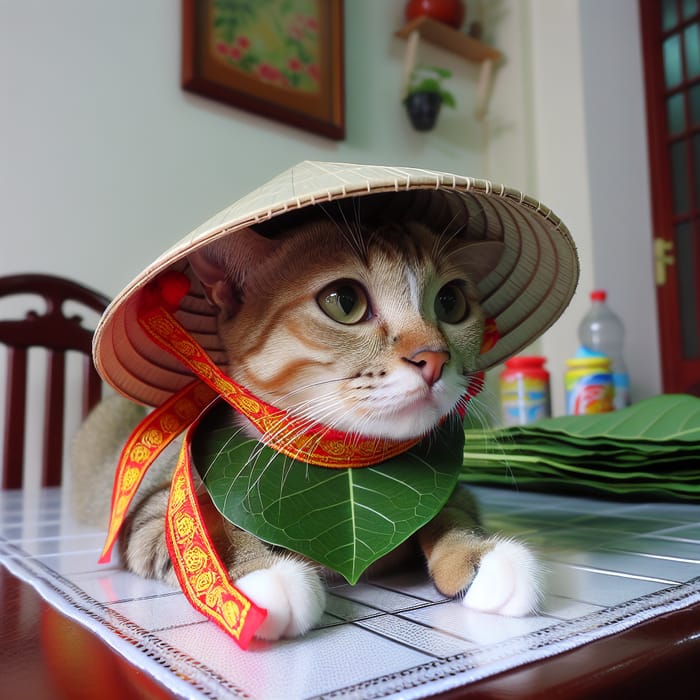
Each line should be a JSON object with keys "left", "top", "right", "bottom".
{"left": 93, "top": 161, "right": 579, "bottom": 407}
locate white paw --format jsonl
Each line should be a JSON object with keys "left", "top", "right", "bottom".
{"left": 235, "top": 558, "right": 326, "bottom": 640}
{"left": 462, "top": 539, "right": 541, "bottom": 616}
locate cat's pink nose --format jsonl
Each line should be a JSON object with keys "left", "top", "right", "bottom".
{"left": 404, "top": 350, "right": 451, "bottom": 387}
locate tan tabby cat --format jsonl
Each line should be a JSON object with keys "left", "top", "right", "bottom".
{"left": 72, "top": 213, "right": 540, "bottom": 641}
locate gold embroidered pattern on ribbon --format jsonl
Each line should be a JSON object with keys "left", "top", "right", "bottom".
{"left": 165, "top": 429, "right": 267, "bottom": 649}
{"left": 99, "top": 381, "right": 215, "bottom": 564}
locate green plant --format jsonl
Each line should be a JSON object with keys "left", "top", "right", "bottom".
{"left": 406, "top": 65, "right": 457, "bottom": 108}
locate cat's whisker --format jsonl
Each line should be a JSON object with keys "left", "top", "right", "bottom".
{"left": 317, "top": 201, "right": 368, "bottom": 261}
{"left": 432, "top": 215, "right": 465, "bottom": 261}
{"left": 239, "top": 445, "right": 287, "bottom": 503}
{"left": 278, "top": 385, "right": 352, "bottom": 421}
{"left": 458, "top": 386, "right": 521, "bottom": 488}
{"left": 265, "top": 402, "right": 351, "bottom": 458}
{"left": 217, "top": 436, "right": 276, "bottom": 511}
{"left": 239, "top": 413, "right": 317, "bottom": 489}
{"left": 198, "top": 423, "right": 250, "bottom": 483}
{"left": 271, "top": 375, "right": 350, "bottom": 405}
{"left": 262, "top": 406, "right": 339, "bottom": 447}
{"left": 345, "top": 198, "right": 370, "bottom": 260}
{"left": 257, "top": 392, "right": 372, "bottom": 464}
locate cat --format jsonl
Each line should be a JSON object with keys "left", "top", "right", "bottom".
{"left": 72, "top": 212, "right": 541, "bottom": 641}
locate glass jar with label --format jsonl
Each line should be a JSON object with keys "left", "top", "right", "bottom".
{"left": 499, "top": 356, "right": 551, "bottom": 426}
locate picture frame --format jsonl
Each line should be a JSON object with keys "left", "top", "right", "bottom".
{"left": 182, "top": 0, "right": 345, "bottom": 140}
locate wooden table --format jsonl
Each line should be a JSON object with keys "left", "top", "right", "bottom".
{"left": 0, "top": 566, "right": 172, "bottom": 700}
{"left": 2, "top": 563, "right": 698, "bottom": 699}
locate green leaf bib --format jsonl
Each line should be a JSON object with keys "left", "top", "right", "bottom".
{"left": 191, "top": 405, "right": 465, "bottom": 584}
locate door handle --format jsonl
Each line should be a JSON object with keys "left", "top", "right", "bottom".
{"left": 654, "top": 238, "right": 675, "bottom": 286}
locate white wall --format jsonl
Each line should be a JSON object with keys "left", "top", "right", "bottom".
{"left": 527, "top": 0, "right": 596, "bottom": 414}
{"left": 527, "top": 0, "right": 661, "bottom": 414}
{"left": 0, "top": 0, "right": 494, "bottom": 296}
{"left": 0, "top": 0, "right": 662, "bottom": 479}
{"left": 578, "top": 0, "right": 662, "bottom": 402}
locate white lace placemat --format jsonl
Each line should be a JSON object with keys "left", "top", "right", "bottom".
{"left": 2, "top": 486, "right": 699, "bottom": 699}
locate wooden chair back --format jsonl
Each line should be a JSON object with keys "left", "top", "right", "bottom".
{"left": 0, "top": 274, "right": 109, "bottom": 489}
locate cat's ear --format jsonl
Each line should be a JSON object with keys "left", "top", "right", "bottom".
{"left": 460, "top": 241, "right": 505, "bottom": 283}
{"left": 187, "top": 247, "right": 238, "bottom": 318}
{"left": 187, "top": 227, "right": 276, "bottom": 319}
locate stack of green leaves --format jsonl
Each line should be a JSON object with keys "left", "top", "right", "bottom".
{"left": 460, "top": 394, "right": 700, "bottom": 502}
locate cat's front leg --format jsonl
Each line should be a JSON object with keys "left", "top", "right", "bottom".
{"left": 121, "top": 488, "right": 326, "bottom": 640}
{"left": 418, "top": 486, "right": 541, "bottom": 616}
{"left": 224, "top": 524, "right": 326, "bottom": 641}
{"left": 234, "top": 559, "right": 325, "bottom": 640}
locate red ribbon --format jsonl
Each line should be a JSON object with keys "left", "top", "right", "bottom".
{"left": 99, "top": 381, "right": 215, "bottom": 564}
{"left": 165, "top": 417, "right": 267, "bottom": 649}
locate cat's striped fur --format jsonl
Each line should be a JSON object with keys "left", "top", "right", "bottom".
{"left": 72, "top": 215, "right": 540, "bottom": 640}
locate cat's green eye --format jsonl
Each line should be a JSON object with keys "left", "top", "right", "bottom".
{"left": 435, "top": 282, "right": 470, "bottom": 324}
{"left": 318, "top": 281, "right": 369, "bottom": 324}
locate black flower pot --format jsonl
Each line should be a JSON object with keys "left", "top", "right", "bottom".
{"left": 404, "top": 91, "right": 443, "bottom": 131}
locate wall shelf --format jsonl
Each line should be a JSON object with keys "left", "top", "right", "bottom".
{"left": 395, "top": 17, "right": 503, "bottom": 63}
{"left": 395, "top": 16, "right": 503, "bottom": 120}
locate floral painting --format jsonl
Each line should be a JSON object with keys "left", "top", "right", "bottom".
{"left": 212, "top": 0, "right": 322, "bottom": 94}
{"left": 182, "top": 0, "right": 345, "bottom": 139}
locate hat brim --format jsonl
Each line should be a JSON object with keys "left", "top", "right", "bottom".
{"left": 94, "top": 161, "right": 579, "bottom": 407}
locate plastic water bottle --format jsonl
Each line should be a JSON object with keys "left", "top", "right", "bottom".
{"left": 577, "top": 290, "right": 630, "bottom": 409}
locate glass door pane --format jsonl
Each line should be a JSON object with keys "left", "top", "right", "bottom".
{"left": 674, "top": 222, "right": 700, "bottom": 358}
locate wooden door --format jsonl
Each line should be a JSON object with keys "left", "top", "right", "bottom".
{"left": 640, "top": 0, "right": 700, "bottom": 394}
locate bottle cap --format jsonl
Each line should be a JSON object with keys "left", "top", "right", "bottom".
{"left": 590, "top": 290, "right": 607, "bottom": 302}
{"left": 504, "top": 356, "right": 546, "bottom": 369}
